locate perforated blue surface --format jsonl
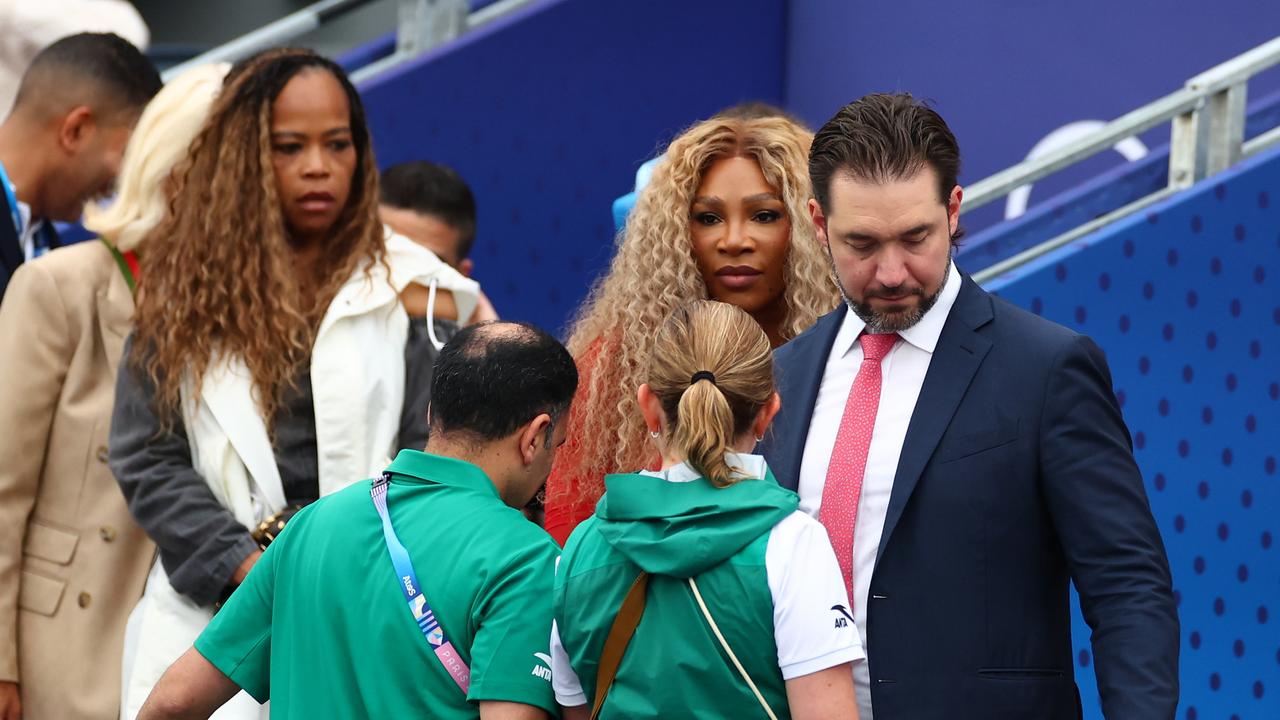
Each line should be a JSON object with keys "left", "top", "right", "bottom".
{"left": 987, "top": 146, "right": 1280, "bottom": 719}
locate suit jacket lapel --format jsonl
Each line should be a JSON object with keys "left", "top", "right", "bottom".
{"left": 97, "top": 254, "right": 134, "bottom": 383}
{"left": 0, "top": 191, "right": 23, "bottom": 278}
{"left": 877, "top": 276, "right": 994, "bottom": 562}
{"left": 766, "top": 307, "right": 845, "bottom": 491}
{"left": 44, "top": 221, "right": 60, "bottom": 249}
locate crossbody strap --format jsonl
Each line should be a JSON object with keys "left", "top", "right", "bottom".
{"left": 101, "top": 238, "right": 139, "bottom": 295}
{"left": 371, "top": 473, "right": 472, "bottom": 693}
{"left": 687, "top": 577, "right": 779, "bottom": 720}
{"left": 589, "top": 571, "right": 649, "bottom": 720}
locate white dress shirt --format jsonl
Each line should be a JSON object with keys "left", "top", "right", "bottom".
{"left": 15, "top": 198, "right": 38, "bottom": 261}
{"left": 796, "top": 261, "right": 961, "bottom": 720}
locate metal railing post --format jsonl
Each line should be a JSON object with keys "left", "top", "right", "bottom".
{"left": 1204, "top": 81, "right": 1248, "bottom": 174}
{"left": 1168, "top": 100, "right": 1208, "bottom": 190}
{"left": 397, "top": 0, "right": 469, "bottom": 55}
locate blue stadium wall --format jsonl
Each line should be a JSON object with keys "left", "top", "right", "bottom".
{"left": 357, "top": 0, "right": 1278, "bottom": 335}
{"left": 785, "top": 0, "right": 1280, "bottom": 234}
{"left": 358, "top": 0, "right": 786, "bottom": 336}
{"left": 985, "top": 146, "right": 1280, "bottom": 719}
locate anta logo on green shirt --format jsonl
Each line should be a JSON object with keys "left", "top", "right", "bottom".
{"left": 832, "top": 605, "right": 854, "bottom": 629}
{"left": 532, "top": 653, "right": 552, "bottom": 681}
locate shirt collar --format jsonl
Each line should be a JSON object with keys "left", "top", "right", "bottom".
{"left": 639, "top": 452, "right": 768, "bottom": 483}
{"left": 384, "top": 448, "right": 499, "bottom": 499}
{"left": 835, "top": 259, "right": 962, "bottom": 358}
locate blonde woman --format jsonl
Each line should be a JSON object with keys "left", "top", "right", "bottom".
{"left": 544, "top": 114, "right": 838, "bottom": 544}
{"left": 551, "top": 301, "right": 862, "bottom": 719}
{"left": 0, "top": 63, "right": 228, "bottom": 720}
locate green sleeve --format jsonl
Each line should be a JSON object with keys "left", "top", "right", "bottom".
{"left": 465, "top": 533, "right": 558, "bottom": 714}
{"left": 194, "top": 530, "right": 283, "bottom": 703}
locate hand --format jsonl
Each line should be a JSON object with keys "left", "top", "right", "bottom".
{"left": 231, "top": 550, "right": 262, "bottom": 585}
{"left": 0, "top": 681, "right": 22, "bottom": 720}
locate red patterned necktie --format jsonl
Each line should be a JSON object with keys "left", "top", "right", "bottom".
{"left": 819, "top": 332, "right": 900, "bottom": 605}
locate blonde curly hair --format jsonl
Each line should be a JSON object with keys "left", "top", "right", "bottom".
{"left": 549, "top": 114, "right": 838, "bottom": 505}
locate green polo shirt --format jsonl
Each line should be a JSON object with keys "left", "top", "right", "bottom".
{"left": 194, "top": 450, "right": 559, "bottom": 719}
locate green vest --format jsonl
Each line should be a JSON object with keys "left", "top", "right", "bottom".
{"left": 555, "top": 467, "right": 798, "bottom": 718}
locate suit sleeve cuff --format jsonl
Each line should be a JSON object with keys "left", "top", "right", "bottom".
{"left": 172, "top": 533, "right": 259, "bottom": 606}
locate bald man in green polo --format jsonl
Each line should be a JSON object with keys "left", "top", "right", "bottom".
{"left": 138, "top": 322, "right": 578, "bottom": 720}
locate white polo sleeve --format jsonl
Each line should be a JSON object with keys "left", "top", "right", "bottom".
{"left": 766, "top": 511, "right": 866, "bottom": 680}
{"left": 549, "top": 558, "right": 587, "bottom": 706}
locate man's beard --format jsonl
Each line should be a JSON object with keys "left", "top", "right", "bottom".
{"left": 825, "top": 247, "right": 950, "bottom": 333}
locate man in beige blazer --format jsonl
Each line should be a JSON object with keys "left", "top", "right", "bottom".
{"left": 0, "top": 61, "right": 226, "bottom": 720}
{"left": 0, "top": 240, "right": 154, "bottom": 720}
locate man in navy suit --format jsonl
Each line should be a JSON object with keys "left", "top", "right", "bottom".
{"left": 762, "top": 93, "right": 1177, "bottom": 719}
{"left": 0, "top": 33, "right": 159, "bottom": 301}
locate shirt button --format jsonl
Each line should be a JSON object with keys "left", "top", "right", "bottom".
{"left": 99, "top": 526, "right": 117, "bottom": 542}
{"left": 78, "top": 592, "right": 92, "bottom": 608}
{"left": 96, "top": 446, "right": 109, "bottom": 464}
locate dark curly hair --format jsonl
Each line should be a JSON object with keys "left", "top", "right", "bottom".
{"left": 132, "top": 48, "right": 386, "bottom": 428}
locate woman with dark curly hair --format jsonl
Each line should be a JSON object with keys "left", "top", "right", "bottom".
{"left": 110, "top": 48, "right": 477, "bottom": 719}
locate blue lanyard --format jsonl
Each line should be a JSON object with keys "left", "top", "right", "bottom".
{"left": 371, "top": 473, "right": 472, "bottom": 693}
{"left": 0, "top": 160, "right": 23, "bottom": 239}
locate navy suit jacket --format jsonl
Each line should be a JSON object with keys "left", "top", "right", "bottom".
{"left": 0, "top": 190, "right": 59, "bottom": 302}
{"left": 763, "top": 275, "right": 1178, "bottom": 719}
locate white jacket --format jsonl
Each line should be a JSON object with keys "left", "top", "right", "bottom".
{"left": 119, "top": 233, "right": 477, "bottom": 719}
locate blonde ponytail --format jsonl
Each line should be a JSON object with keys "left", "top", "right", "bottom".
{"left": 672, "top": 377, "right": 739, "bottom": 487}
{"left": 648, "top": 301, "right": 774, "bottom": 487}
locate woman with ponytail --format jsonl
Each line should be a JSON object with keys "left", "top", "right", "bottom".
{"left": 550, "top": 301, "right": 862, "bottom": 720}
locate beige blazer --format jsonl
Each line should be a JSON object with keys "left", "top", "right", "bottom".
{"left": 0, "top": 240, "right": 154, "bottom": 720}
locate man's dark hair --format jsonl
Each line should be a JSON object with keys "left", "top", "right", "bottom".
{"left": 429, "top": 322, "right": 578, "bottom": 443}
{"left": 809, "top": 92, "right": 961, "bottom": 215}
{"left": 380, "top": 161, "right": 478, "bottom": 259}
{"left": 13, "top": 33, "right": 161, "bottom": 118}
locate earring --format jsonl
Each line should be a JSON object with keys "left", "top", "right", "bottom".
{"left": 649, "top": 430, "right": 661, "bottom": 439}
{"left": 754, "top": 435, "right": 764, "bottom": 444}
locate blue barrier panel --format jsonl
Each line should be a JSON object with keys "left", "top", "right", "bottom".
{"left": 986, "top": 146, "right": 1280, "bottom": 719}
{"left": 358, "top": 0, "right": 785, "bottom": 335}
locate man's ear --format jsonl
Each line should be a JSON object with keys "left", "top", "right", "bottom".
{"left": 518, "top": 413, "right": 554, "bottom": 464}
{"left": 947, "top": 185, "right": 963, "bottom": 238}
{"left": 57, "top": 106, "right": 96, "bottom": 154}
{"left": 808, "top": 198, "right": 829, "bottom": 249}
